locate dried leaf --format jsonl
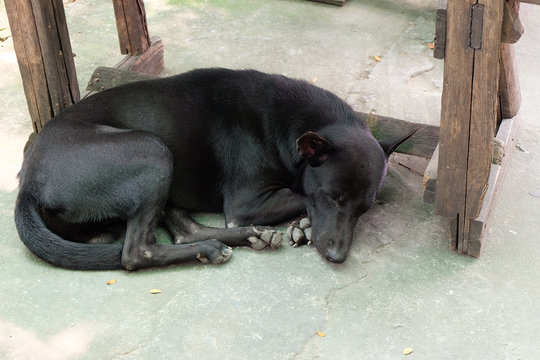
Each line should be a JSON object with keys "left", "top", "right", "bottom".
{"left": 427, "top": 42, "right": 435, "bottom": 49}
{"left": 317, "top": 330, "right": 326, "bottom": 337}
{"left": 374, "top": 55, "right": 382, "bottom": 62}
{"left": 106, "top": 279, "right": 116, "bottom": 285}
{"left": 150, "top": 289, "right": 162, "bottom": 294}
{"left": 402, "top": 347, "right": 414, "bottom": 355}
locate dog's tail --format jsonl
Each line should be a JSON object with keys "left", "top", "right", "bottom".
{"left": 14, "top": 191, "right": 123, "bottom": 270}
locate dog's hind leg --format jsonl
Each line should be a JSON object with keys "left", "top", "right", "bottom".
{"left": 163, "top": 207, "right": 282, "bottom": 250}
{"left": 112, "top": 135, "right": 232, "bottom": 270}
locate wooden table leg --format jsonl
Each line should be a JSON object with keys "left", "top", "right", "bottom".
{"left": 5, "top": 0, "right": 80, "bottom": 131}
{"left": 435, "top": 0, "right": 504, "bottom": 256}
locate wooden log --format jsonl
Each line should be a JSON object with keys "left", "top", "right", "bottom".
{"left": 501, "top": 0, "right": 523, "bottom": 43}
{"left": 307, "top": 0, "right": 346, "bottom": 6}
{"left": 112, "top": 0, "right": 150, "bottom": 55}
{"left": 499, "top": 43, "right": 521, "bottom": 119}
{"left": 5, "top": 0, "right": 80, "bottom": 132}
{"left": 115, "top": 36, "right": 164, "bottom": 76}
{"left": 357, "top": 113, "right": 439, "bottom": 159}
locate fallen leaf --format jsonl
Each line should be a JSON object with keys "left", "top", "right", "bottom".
{"left": 374, "top": 55, "right": 382, "bottom": 62}
{"left": 317, "top": 330, "right": 326, "bottom": 337}
{"left": 402, "top": 347, "right": 414, "bottom": 355}
{"left": 427, "top": 42, "right": 435, "bottom": 49}
{"left": 150, "top": 289, "right": 162, "bottom": 294}
{"left": 106, "top": 279, "right": 116, "bottom": 285}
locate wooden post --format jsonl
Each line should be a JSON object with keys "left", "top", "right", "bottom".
{"left": 112, "top": 0, "right": 151, "bottom": 55}
{"left": 5, "top": 0, "right": 80, "bottom": 132}
{"left": 435, "top": 0, "right": 504, "bottom": 254}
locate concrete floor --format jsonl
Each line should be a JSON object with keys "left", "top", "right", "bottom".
{"left": 1, "top": 1, "right": 539, "bottom": 359}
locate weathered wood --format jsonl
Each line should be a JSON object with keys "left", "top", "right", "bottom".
{"left": 458, "top": 115, "right": 519, "bottom": 257}
{"left": 501, "top": 0, "right": 523, "bottom": 43}
{"left": 435, "top": 0, "right": 476, "bottom": 217}
{"left": 86, "top": 66, "right": 156, "bottom": 92}
{"left": 423, "top": 144, "right": 439, "bottom": 204}
{"left": 436, "top": 0, "right": 504, "bottom": 255}
{"left": 5, "top": 0, "right": 80, "bottom": 132}
{"left": 307, "top": 0, "right": 346, "bottom": 5}
{"left": 358, "top": 113, "right": 439, "bottom": 158}
{"left": 465, "top": 0, "right": 503, "bottom": 219}
{"left": 499, "top": 43, "right": 521, "bottom": 118}
{"left": 115, "top": 36, "right": 164, "bottom": 76}
{"left": 112, "top": 0, "right": 150, "bottom": 55}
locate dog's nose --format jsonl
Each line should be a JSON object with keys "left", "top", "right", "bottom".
{"left": 326, "top": 249, "right": 346, "bottom": 264}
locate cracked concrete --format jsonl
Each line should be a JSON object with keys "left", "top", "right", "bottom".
{"left": 1, "top": 0, "right": 540, "bottom": 359}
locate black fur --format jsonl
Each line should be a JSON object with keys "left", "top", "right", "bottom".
{"left": 15, "top": 68, "right": 414, "bottom": 270}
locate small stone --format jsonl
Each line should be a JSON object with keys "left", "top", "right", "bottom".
{"left": 304, "top": 228, "right": 312, "bottom": 241}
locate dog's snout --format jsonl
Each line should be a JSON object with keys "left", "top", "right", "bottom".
{"left": 326, "top": 249, "right": 346, "bottom": 264}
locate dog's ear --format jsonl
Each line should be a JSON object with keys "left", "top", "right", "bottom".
{"left": 296, "top": 131, "right": 334, "bottom": 167}
{"left": 378, "top": 128, "right": 418, "bottom": 158}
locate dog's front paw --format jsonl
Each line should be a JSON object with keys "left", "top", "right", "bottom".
{"left": 286, "top": 218, "right": 312, "bottom": 247}
{"left": 247, "top": 228, "right": 283, "bottom": 250}
{"left": 196, "top": 240, "right": 233, "bottom": 264}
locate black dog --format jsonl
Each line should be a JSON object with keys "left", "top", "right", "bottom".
{"left": 15, "top": 68, "right": 414, "bottom": 270}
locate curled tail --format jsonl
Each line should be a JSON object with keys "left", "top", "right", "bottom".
{"left": 14, "top": 192, "right": 123, "bottom": 270}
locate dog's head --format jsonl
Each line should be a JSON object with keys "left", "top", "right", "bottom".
{"left": 297, "top": 125, "right": 416, "bottom": 263}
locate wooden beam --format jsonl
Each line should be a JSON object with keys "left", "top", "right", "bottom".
{"left": 435, "top": 0, "right": 504, "bottom": 254}
{"left": 112, "top": 0, "right": 150, "bottom": 55}
{"left": 5, "top": 0, "right": 80, "bottom": 132}
{"left": 358, "top": 113, "right": 439, "bottom": 159}
{"left": 435, "top": 0, "right": 476, "bottom": 218}
{"left": 307, "top": 0, "right": 346, "bottom": 6}
{"left": 459, "top": 115, "right": 519, "bottom": 256}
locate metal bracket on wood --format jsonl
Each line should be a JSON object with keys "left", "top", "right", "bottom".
{"left": 469, "top": 3, "right": 484, "bottom": 50}
{"left": 434, "top": 0, "right": 447, "bottom": 59}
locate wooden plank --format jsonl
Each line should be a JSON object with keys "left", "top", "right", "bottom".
{"left": 434, "top": 0, "right": 476, "bottom": 217}
{"left": 499, "top": 43, "right": 521, "bottom": 119}
{"left": 5, "top": 0, "right": 79, "bottom": 131}
{"left": 307, "top": 0, "right": 346, "bottom": 6}
{"left": 466, "top": 115, "right": 520, "bottom": 257}
{"left": 112, "top": 0, "right": 150, "bottom": 55}
{"left": 358, "top": 113, "right": 439, "bottom": 158}
{"left": 115, "top": 35, "right": 164, "bottom": 76}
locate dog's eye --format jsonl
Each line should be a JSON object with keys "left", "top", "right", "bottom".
{"left": 324, "top": 190, "right": 343, "bottom": 204}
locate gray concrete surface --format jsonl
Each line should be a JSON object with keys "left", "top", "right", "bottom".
{"left": 1, "top": 1, "right": 539, "bottom": 359}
